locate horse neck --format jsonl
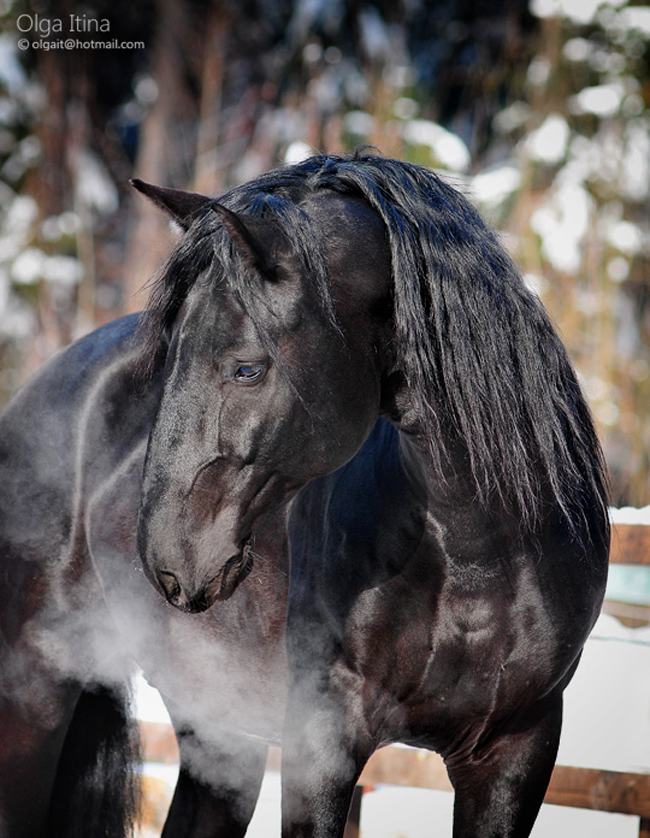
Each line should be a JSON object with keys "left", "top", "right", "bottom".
{"left": 380, "top": 363, "right": 522, "bottom": 528}
{"left": 393, "top": 419, "right": 525, "bottom": 557}
{"left": 396, "top": 426, "right": 470, "bottom": 508}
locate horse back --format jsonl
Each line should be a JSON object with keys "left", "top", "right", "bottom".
{"left": 0, "top": 314, "right": 157, "bottom": 636}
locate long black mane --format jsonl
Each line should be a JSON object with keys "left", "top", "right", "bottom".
{"left": 140, "top": 152, "right": 608, "bottom": 535}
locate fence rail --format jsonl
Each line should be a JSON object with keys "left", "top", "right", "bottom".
{"left": 611, "top": 522, "right": 650, "bottom": 565}
{"left": 140, "top": 522, "right": 650, "bottom": 837}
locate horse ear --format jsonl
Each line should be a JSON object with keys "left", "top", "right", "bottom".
{"left": 212, "top": 203, "right": 279, "bottom": 279}
{"left": 130, "top": 179, "right": 213, "bottom": 231}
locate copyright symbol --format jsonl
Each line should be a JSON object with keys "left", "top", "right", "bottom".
{"left": 65, "top": 39, "right": 74, "bottom": 49}
{"left": 18, "top": 38, "right": 29, "bottom": 50}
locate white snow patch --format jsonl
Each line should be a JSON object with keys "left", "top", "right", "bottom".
{"left": 524, "top": 114, "right": 570, "bottom": 165}
{"left": 343, "top": 110, "right": 375, "bottom": 137}
{"left": 41, "top": 255, "right": 83, "bottom": 288}
{"left": 0, "top": 34, "right": 27, "bottom": 96}
{"left": 530, "top": 0, "right": 625, "bottom": 25}
{"left": 470, "top": 164, "right": 522, "bottom": 211}
{"left": 284, "top": 141, "right": 313, "bottom": 165}
{"left": 73, "top": 149, "right": 119, "bottom": 216}
{"left": 605, "top": 219, "right": 643, "bottom": 255}
{"left": 610, "top": 505, "right": 650, "bottom": 525}
{"left": 10, "top": 247, "right": 46, "bottom": 285}
{"left": 531, "top": 182, "right": 593, "bottom": 273}
{"left": 618, "top": 6, "right": 650, "bottom": 37}
{"left": 569, "top": 83, "right": 624, "bottom": 118}
{"left": 620, "top": 120, "right": 650, "bottom": 202}
{"left": 400, "top": 120, "right": 471, "bottom": 173}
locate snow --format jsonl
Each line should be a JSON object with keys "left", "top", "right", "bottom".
{"left": 493, "top": 101, "right": 532, "bottom": 135}
{"left": 134, "top": 75, "right": 159, "bottom": 107}
{"left": 400, "top": 120, "right": 471, "bottom": 173}
{"left": 41, "top": 255, "right": 84, "bottom": 288}
{"left": 563, "top": 37, "right": 591, "bottom": 63}
{"left": 470, "top": 164, "right": 522, "bottom": 212}
{"left": 358, "top": 6, "right": 391, "bottom": 63}
{"left": 620, "top": 120, "right": 650, "bottom": 202}
{"left": 343, "top": 109, "right": 375, "bottom": 137}
{"left": 569, "top": 83, "right": 624, "bottom": 118}
{"left": 393, "top": 97, "right": 419, "bottom": 121}
{"left": 530, "top": 181, "right": 593, "bottom": 274}
{"left": 527, "top": 56, "right": 551, "bottom": 88}
{"left": 340, "top": 113, "right": 470, "bottom": 178}
{"left": 530, "top": 0, "right": 626, "bottom": 25}
{"left": 605, "top": 219, "right": 643, "bottom": 255}
{"left": 561, "top": 613, "right": 650, "bottom": 772}
{"left": 524, "top": 114, "right": 570, "bottom": 165}
{"left": 0, "top": 194, "right": 38, "bottom": 261}
{"left": 2, "top": 135, "right": 42, "bottom": 183}
{"left": 0, "top": 34, "right": 27, "bottom": 97}
{"left": 41, "top": 211, "right": 81, "bottom": 242}
{"left": 0, "top": 292, "right": 35, "bottom": 339}
{"left": 619, "top": 6, "right": 650, "bottom": 37}
{"left": 136, "top": 609, "right": 650, "bottom": 837}
{"left": 73, "top": 149, "right": 119, "bottom": 217}
{"left": 611, "top": 505, "right": 650, "bottom": 525}
{"left": 607, "top": 255, "right": 630, "bottom": 282}
{"left": 10, "top": 246, "right": 45, "bottom": 285}
{"left": 10, "top": 247, "right": 83, "bottom": 288}
{"left": 284, "top": 140, "right": 313, "bottom": 165}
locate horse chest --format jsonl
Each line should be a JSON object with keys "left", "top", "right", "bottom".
{"left": 339, "top": 562, "right": 562, "bottom": 750}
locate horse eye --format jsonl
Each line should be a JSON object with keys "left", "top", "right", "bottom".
{"left": 233, "top": 363, "right": 265, "bottom": 383}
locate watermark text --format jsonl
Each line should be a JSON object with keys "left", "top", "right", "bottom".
{"left": 15, "top": 13, "right": 145, "bottom": 51}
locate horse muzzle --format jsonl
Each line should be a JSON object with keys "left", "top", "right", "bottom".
{"left": 154, "top": 542, "right": 254, "bottom": 613}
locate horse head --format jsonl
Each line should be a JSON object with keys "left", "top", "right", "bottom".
{"left": 134, "top": 179, "right": 392, "bottom": 612}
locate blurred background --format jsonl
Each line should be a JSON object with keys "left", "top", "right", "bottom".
{"left": 0, "top": 0, "right": 649, "bottom": 507}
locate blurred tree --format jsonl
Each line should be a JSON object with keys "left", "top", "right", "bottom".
{"left": 498, "top": 3, "right": 650, "bottom": 506}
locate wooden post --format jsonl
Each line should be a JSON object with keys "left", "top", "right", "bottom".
{"left": 640, "top": 817, "right": 650, "bottom": 838}
{"left": 610, "top": 524, "right": 650, "bottom": 565}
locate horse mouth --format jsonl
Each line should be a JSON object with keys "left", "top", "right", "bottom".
{"left": 205, "top": 540, "right": 255, "bottom": 604}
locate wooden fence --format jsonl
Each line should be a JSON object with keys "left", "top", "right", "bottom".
{"left": 140, "top": 522, "right": 650, "bottom": 837}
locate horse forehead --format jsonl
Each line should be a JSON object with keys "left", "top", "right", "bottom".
{"left": 302, "top": 191, "right": 386, "bottom": 247}
{"left": 302, "top": 192, "right": 392, "bottom": 300}
{"left": 182, "top": 282, "right": 249, "bottom": 343}
{"left": 186, "top": 265, "right": 301, "bottom": 343}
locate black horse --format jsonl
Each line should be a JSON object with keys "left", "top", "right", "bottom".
{"left": 0, "top": 153, "right": 608, "bottom": 838}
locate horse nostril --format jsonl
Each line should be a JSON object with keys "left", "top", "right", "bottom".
{"left": 157, "top": 570, "right": 181, "bottom": 604}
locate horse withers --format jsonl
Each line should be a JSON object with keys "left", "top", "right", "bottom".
{"left": 0, "top": 153, "right": 609, "bottom": 838}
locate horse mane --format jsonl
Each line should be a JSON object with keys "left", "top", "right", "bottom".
{"left": 138, "top": 152, "right": 609, "bottom": 535}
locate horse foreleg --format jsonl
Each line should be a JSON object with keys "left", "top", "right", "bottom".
{"left": 0, "top": 680, "right": 79, "bottom": 838}
{"left": 161, "top": 725, "right": 268, "bottom": 838}
{"left": 280, "top": 691, "right": 372, "bottom": 838}
{"left": 446, "top": 693, "right": 563, "bottom": 838}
